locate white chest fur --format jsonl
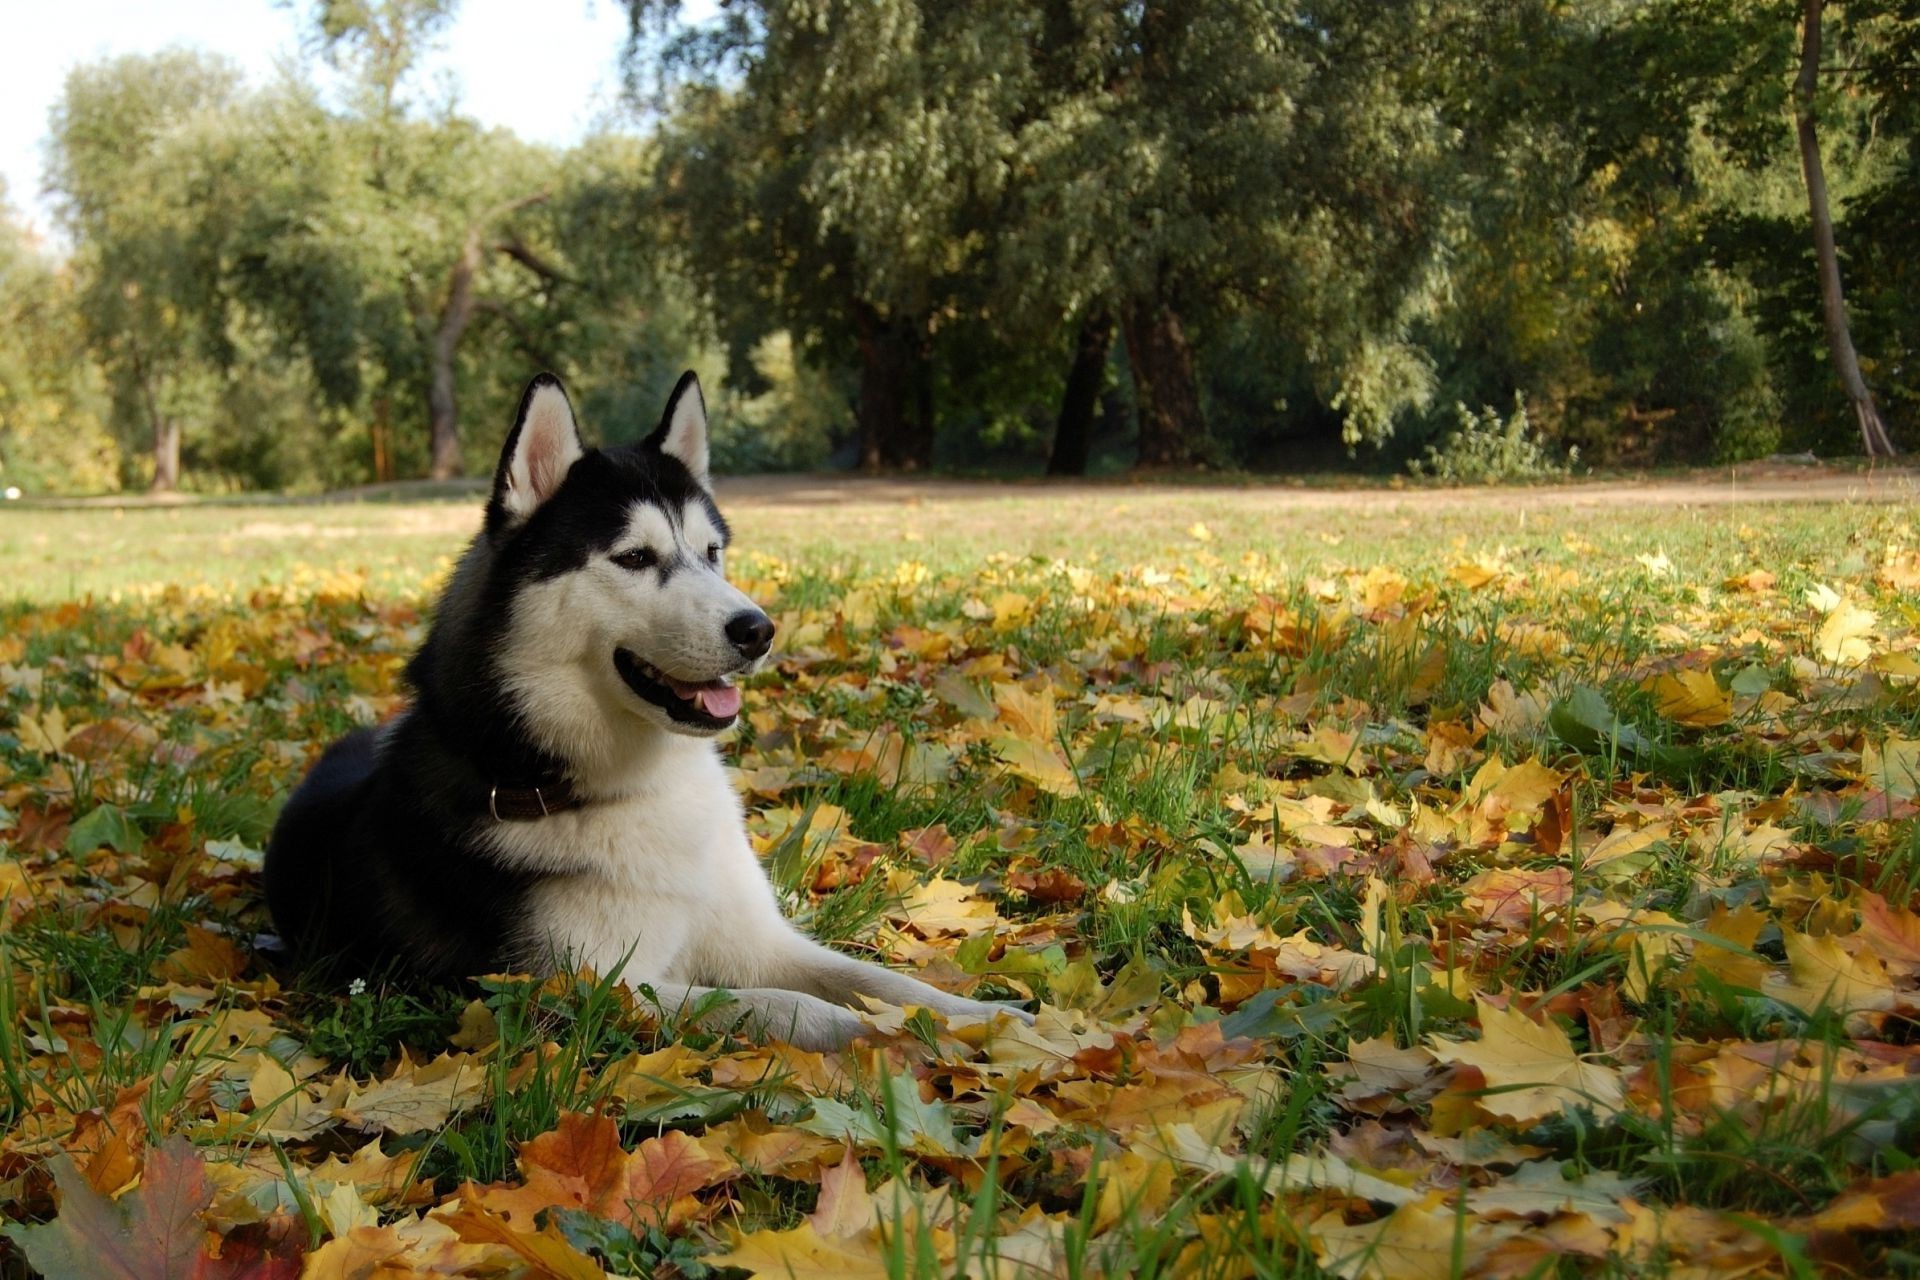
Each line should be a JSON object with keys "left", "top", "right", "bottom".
{"left": 481, "top": 740, "right": 789, "bottom": 985}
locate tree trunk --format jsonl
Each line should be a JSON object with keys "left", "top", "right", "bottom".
{"left": 853, "top": 304, "right": 934, "bottom": 471}
{"left": 1048, "top": 307, "right": 1114, "bottom": 476}
{"left": 151, "top": 416, "right": 181, "bottom": 493}
{"left": 1122, "top": 297, "right": 1206, "bottom": 468}
{"left": 427, "top": 226, "right": 484, "bottom": 480}
{"left": 1795, "top": 0, "right": 1897, "bottom": 458}
{"left": 131, "top": 354, "right": 180, "bottom": 492}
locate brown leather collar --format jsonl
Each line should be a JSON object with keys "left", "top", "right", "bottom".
{"left": 488, "top": 778, "right": 582, "bottom": 822}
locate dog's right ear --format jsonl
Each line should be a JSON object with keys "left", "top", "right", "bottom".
{"left": 491, "top": 374, "right": 584, "bottom": 530}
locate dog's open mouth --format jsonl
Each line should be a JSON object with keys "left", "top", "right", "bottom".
{"left": 613, "top": 649, "right": 742, "bottom": 727}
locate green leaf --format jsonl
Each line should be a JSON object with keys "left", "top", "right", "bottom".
{"left": 798, "top": 1074, "right": 970, "bottom": 1157}
{"left": 1548, "top": 685, "right": 1703, "bottom": 773}
{"left": 65, "top": 804, "right": 140, "bottom": 855}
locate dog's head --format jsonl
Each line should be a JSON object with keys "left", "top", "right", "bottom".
{"left": 483, "top": 371, "right": 773, "bottom": 747}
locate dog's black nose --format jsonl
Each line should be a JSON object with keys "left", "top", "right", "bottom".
{"left": 726, "top": 610, "right": 775, "bottom": 660}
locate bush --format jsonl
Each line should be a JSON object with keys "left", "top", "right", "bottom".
{"left": 1409, "top": 394, "right": 1574, "bottom": 483}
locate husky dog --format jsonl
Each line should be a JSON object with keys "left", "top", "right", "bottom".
{"left": 265, "top": 372, "right": 1025, "bottom": 1049}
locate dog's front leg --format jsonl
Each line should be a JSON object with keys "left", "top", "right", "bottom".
{"left": 764, "top": 936, "right": 1036, "bottom": 1028}
{"left": 644, "top": 981, "right": 867, "bottom": 1053}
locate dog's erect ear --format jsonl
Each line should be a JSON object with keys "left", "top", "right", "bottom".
{"left": 493, "top": 374, "right": 584, "bottom": 527}
{"left": 647, "top": 370, "right": 709, "bottom": 487}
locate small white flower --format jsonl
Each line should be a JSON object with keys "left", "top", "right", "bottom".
{"left": 348, "top": 978, "right": 368, "bottom": 997}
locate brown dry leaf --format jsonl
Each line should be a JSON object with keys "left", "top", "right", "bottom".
{"left": 810, "top": 1150, "right": 877, "bottom": 1238}
{"left": 698, "top": 1113, "right": 844, "bottom": 1176}
{"left": 1855, "top": 892, "right": 1920, "bottom": 976}
{"left": 1328, "top": 1035, "right": 1440, "bottom": 1114}
{"left": 155, "top": 926, "right": 246, "bottom": 984}
{"left": 64, "top": 1081, "right": 149, "bottom": 1196}
{"left": 1801, "top": 1170, "right": 1920, "bottom": 1233}
{"left": 440, "top": 1192, "right": 608, "bottom": 1279}
{"left": 467, "top": 1112, "right": 736, "bottom": 1232}
{"left": 302, "top": 1215, "right": 498, "bottom": 1279}
{"left": 1461, "top": 866, "right": 1572, "bottom": 930}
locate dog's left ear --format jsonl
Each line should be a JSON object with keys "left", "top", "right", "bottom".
{"left": 648, "top": 370, "right": 709, "bottom": 487}
{"left": 492, "top": 373, "right": 585, "bottom": 528}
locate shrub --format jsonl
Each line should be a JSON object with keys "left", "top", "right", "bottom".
{"left": 1409, "top": 394, "right": 1574, "bottom": 483}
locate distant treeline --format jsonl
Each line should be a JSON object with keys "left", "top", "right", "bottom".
{"left": 1, "top": 0, "right": 1915, "bottom": 493}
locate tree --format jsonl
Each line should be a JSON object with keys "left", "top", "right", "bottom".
{"left": 0, "top": 187, "right": 117, "bottom": 493}
{"left": 46, "top": 51, "right": 242, "bottom": 490}
{"left": 634, "top": 0, "right": 1462, "bottom": 472}
{"left": 634, "top": 1, "right": 1039, "bottom": 470}
{"left": 302, "top": 0, "right": 566, "bottom": 478}
{"left": 1794, "top": 0, "right": 1896, "bottom": 456}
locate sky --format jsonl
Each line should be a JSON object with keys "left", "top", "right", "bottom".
{"left": 0, "top": 0, "right": 668, "bottom": 244}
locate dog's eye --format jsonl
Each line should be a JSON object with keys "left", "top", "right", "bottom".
{"left": 611, "top": 547, "right": 658, "bottom": 572}
{"left": 706, "top": 543, "right": 721, "bottom": 565}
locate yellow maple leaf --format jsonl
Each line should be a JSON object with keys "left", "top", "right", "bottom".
{"left": 16, "top": 705, "right": 73, "bottom": 756}
{"left": 1462, "top": 755, "right": 1563, "bottom": 815}
{"left": 1770, "top": 929, "right": 1897, "bottom": 1015}
{"left": 333, "top": 1052, "right": 487, "bottom": 1134}
{"left": 1689, "top": 903, "right": 1770, "bottom": 991}
{"left": 1648, "top": 667, "right": 1731, "bottom": 727}
{"left": 1815, "top": 597, "right": 1877, "bottom": 666}
{"left": 1862, "top": 735, "right": 1920, "bottom": 800}
{"left": 1311, "top": 1192, "right": 1512, "bottom": 1280}
{"left": 1477, "top": 679, "right": 1549, "bottom": 736}
{"left": 708, "top": 1222, "right": 896, "bottom": 1280}
{"left": 893, "top": 876, "right": 1003, "bottom": 937}
{"left": 993, "top": 735, "right": 1081, "bottom": 796}
{"left": 1428, "top": 998, "right": 1624, "bottom": 1124}
{"left": 993, "top": 682, "right": 1058, "bottom": 741}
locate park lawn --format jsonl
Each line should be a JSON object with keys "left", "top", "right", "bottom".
{"left": 1, "top": 487, "right": 1918, "bottom": 1277}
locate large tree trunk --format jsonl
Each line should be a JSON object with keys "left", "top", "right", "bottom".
{"left": 853, "top": 304, "right": 934, "bottom": 471}
{"left": 131, "top": 355, "right": 180, "bottom": 492}
{"left": 1048, "top": 307, "right": 1114, "bottom": 476}
{"left": 151, "top": 416, "right": 181, "bottom": 493}
{"left": 1795, "top": 0, "right": 1897, "bottom": 458}
{"left": 1122, "top": 297, "right": 1206, "bottom": 468}
{"left": 427, "top": 226, "right": 484, "bottom": 480}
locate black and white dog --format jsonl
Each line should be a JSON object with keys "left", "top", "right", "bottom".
{"left": 266, "top": 373, "right": 1024, "bottom": 1048}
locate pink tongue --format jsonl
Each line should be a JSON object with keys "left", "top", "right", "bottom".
{"left": 694, "top": 684, "right": 742, "bottom": 718}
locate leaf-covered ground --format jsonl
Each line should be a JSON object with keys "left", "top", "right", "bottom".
{"left": 2, "top": 488, "right": 1919, "bottom": 1278}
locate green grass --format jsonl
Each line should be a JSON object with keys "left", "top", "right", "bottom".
{"left": 2, "top": 483, "right": 1919, "bottom": 1277}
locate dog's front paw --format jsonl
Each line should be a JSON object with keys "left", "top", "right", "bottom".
{"left": 943, "top": 996, "right": 1037, "bottom": 1027}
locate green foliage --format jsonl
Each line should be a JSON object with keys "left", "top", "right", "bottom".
{"left": 10, "top": 0, "right": 1920, "bottom": 488}
{"left": 0, "top": 194, "right": 117, "bottom": 494}
{"left": 1410, "top": 395, "right": 1574, "bottom": 484}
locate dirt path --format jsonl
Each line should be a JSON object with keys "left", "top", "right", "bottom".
{"left": 711, "top": 465, "right": 1920, "bottom": 512}
{"left": 13, "top": 462, "right": 1917, "bottom": 514}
